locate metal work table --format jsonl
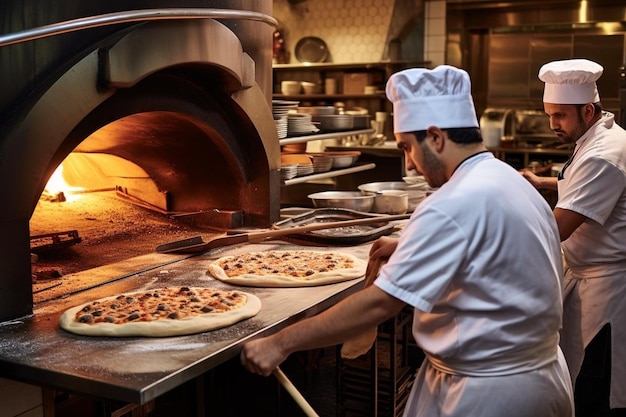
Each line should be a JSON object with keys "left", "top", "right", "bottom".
{"left": 0, "top": 241, "right": 370, "bottom": 405}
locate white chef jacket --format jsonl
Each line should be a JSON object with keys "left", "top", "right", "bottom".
{"left": 556, "top": 111, "right": 626, "bottom": 408}
{"left": 375, "top": 152, "right": 573, "bottom": 416}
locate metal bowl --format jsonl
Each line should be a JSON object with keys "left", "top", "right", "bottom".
{"left": 350, "top": 114, "right": 371, "bottom": 129}
{"left": 308, "top": 191, "right": 374, "bottom": 212}
{"left": 373, "top": 190, "right": 409, "bottom": 215}
{"left": 312, "top": 114, "right": 354, "bottom": 131}
{"left": 358, "top": 181, "right": 408, "bottom": 194}
{"left": 358, "top": 182, "right": 427, "bottom": 212}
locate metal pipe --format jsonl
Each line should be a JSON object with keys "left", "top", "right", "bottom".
{"left": 0, "top": 8, "right": 278, "bottom": 48}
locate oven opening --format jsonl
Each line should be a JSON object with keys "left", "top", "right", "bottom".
{"left": 29, "top": 70, "right": 278, "bottom": 280}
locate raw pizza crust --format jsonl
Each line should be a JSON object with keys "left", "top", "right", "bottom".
{"left": 59, "top": 288, "right": 261, "bottom": 337}
{"left": 207, "top": 250, "right": 367, "bottom": 287}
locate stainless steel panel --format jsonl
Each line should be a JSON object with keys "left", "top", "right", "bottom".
{"left": 488, "top": 34, "right": 531, "bottom": 99}
{"left": 0, "top": 241, "right": 369, "bottom": 404}
{"left": 530, "top": 35, "right": 572, "bottom": 100}
{"left": 574, "top": 34, "right": 624, "bottom": 100}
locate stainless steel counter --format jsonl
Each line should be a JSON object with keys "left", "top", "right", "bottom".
{"left": 0, "top": 241, "right": 370, "bottom": 404}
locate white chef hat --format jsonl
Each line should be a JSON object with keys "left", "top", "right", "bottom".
{"left": 386, "top": 65, "right": 479, "bottom": 133}
{"left": 539, "top": 59, "right": 603, "bottom": 104}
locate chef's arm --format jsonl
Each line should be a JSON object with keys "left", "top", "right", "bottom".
{"left": 554, "top": 207, "right": 587, "bottom": 241}
{"left": 520, "top": 170, "right": 558, "bottom": 190}
{"left": 240, "top": 286, "right": 405, "bottom": 376}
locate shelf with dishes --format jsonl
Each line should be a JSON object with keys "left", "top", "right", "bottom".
{"left": 274, "top": 93, "right": 387, "bottom": 100}
{"left": 279, "top": 128, "right": 375, "bottom": 145}
{"left": 280, "top": 147, "right": 374, "bottom": 183}
{"left": 282, "top": 162, "right": 377, "bottom": 186}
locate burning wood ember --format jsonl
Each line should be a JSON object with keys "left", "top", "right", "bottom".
{"left": 40, "top": 190, "right": 66, "bottom": 203}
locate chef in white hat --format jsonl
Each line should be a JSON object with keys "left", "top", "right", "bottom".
{"left": 523, "top": 58, "right": 626, "bottom": 416}
{"left": 241, "top": 66, "right": 573, "bottom": 417}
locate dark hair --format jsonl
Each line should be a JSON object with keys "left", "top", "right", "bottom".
{"left": 574, "top": 102, "right": 602, "bottom": 117}
{"left": 411, "top": 127, "right": 483, "bottom": 144}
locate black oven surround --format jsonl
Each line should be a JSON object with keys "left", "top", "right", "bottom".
{"left": 0, "top": 1, "right": 278, "bottom": 322}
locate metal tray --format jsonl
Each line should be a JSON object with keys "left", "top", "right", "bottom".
{"left": 274, "top": 208, "right": 397, "bottom": 245}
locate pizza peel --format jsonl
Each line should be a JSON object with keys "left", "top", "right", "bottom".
{"left": 156, "top": 213, "right": 411, "bottom": 253}
{"left": 273, "top": 367, "right": 320, "bottom": 417}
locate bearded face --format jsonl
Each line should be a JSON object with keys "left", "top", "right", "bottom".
{"left": 418, "top": 140, "right": 447, "bottom": 188}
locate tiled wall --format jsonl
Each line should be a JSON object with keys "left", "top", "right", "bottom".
{"left": 424, "top": 0, "right": 446, "bottom": 67}
{"left": 273, "top": 0, "right": 445, "bottom": 67}
{"left": 274, "top": 0, "right": 422, "bottom": 64}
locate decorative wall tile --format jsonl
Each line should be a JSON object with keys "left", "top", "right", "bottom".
{"left": 274, "top": 0, "right": 396, "bottom": 64}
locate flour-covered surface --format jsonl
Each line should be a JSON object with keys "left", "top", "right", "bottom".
{"left": 0, "top": 241, "right": 368, "bottom": 404}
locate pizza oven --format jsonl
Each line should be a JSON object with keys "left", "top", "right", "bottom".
{"left": 0, "top": 1, "right": 279, "bottom": 323}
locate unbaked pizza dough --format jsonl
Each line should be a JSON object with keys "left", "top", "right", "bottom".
{"left": 59, "top": 287, "right": 261, "bottom": 337}
{"left": 207, "top": 250, "right": 367, "bottom": 287}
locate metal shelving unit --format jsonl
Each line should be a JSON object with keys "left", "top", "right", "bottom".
{"left": 279, "top": 128, "right": 376, "bottom": 186}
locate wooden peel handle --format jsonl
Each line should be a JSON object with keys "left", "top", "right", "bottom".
{"left": 273, "top": 367, "right": 320, "bottom": 417}
{"left": 249, "top": 213, "right": 411, "bottom": 241}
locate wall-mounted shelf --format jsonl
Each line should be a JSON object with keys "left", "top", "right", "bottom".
{"left": 280, "top": 128, "right": 377, "bottom": 187}
{"left": 274, "top": 93, "right": 386, "bottom": 101}
{"left": 279, "top": 129, "right": 375, "bottom": 145}
{"left": 283, "top": 162, "right": 376, "bottom": 186}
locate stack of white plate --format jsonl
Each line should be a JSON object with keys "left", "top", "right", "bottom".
{"left": 272, "top": 100, "right": 299, "bottom": 138}
{"left": 287, "top": 113, "right": 319, "bottom": 136}
{"left": 296, "top": 163, "right": 314, "bottom": 177}
{"left": 274, "top": 115, "right": 288, "bottom": 139}
{"left": 280, "top": 164, "right": 298, "bottom": 180}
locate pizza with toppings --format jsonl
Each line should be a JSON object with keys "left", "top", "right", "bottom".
{"left": 207, "top": 250, "right": 367, "bottom": 287}
{"left": 59, "top": 286, "right": 261, "bottom": 337}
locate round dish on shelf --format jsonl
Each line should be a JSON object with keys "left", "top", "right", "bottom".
{"left": 295, "top": 36, "right": 329, "bottom": 63}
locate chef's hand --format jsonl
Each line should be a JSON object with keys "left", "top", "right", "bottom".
{"left": 241, "top": 335, "right": 287, "bottom": 377}
{"left": 520, "top": 169, "right": 541, "bottom": 188}
{"left": 369, "top": 236, "right": 398, "bottom": 260}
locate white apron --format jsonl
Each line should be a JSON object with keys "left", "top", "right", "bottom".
{"left": 560, "top": 264, "right": 626, "bottom": 409}
{"left": 402, "top": 348, "right": 574, "bottom": 417}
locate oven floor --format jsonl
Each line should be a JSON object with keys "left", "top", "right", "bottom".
{"left": 30, "top": 190, "right": 209, "bottom": 277}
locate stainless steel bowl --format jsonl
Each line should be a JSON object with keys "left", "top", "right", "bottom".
{"left": 358, "top": 181, "right": 408, "bottom": 194}
{"left": 350, "top": 114, "right": 371, "bottom": 129}
{"left": 358, "top": 182, "right": 427, "bottom": 212}
{"left": 308, "top": 191, "right": 374, "bottom": 212}
{"left": 312, "top": 115, "right": 354, "bottom": 131}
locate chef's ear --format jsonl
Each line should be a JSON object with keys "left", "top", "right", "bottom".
{"left": 425, "top": 126, "right": 445, "bottom": 152}
{"left": 583, "top": 103, "right": 596, "bottom": 120}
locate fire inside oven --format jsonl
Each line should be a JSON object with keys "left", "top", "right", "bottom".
{"left": 0, "top": 5, "right": 279, "bottom": 322}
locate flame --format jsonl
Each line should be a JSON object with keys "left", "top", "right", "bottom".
{"left": 44, "top": 164, "right": 84, "bottom": 202}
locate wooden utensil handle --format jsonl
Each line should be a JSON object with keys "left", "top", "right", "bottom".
{"left": 273, "top": 367, "right": 320, "bottom": 417}
{"left": 248, "top": 213, "right": 411, "bottom": 241}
